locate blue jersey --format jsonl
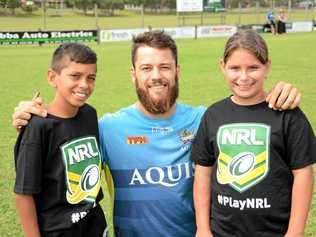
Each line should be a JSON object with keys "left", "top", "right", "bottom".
{"left": 99, "top": 103, "right": 205, "bottom": 237}
{"left": 267, "top": 11, "right": 275, "bottom": 22}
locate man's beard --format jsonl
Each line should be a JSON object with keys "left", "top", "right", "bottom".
{"left": 135, "top": 76, "right": 179, "bottom": 114}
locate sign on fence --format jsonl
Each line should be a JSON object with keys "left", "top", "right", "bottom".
{"left": 153, "top": 27, "right": 196, "bottom": 39}
{"left": 99, "top": 29, "right": 147, "bottom": 42}
{"left": 1, "top": 22, "right": 313, "bottom": 46}
{"left": 0, "top": 30, "right": 97, "bottom": 45}
{"left": 286, "top": 21, "right": 314, "bottom": 33}
{"left": 176, "top": 0, "right": 203, "bottom": 12}
{"left": 197, "top": 25, "right": 237, "bottom": 38}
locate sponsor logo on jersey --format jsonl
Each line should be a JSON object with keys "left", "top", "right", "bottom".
{"left": 61, "top": 136, "right": 101, "bottom": 204}
{"left": 152, "top": 126, "right": 173, "bottom": 134}
{"left": 129, "top": 161, "right": 194, "bottom": 187}
{"left": 216, "top": 123, "right": 270, "bottom": 193}
{"left": 127, "top": 136, "right": 148, "bottom": 144}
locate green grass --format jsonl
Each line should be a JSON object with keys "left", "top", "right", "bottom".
{"left": 0, "top": 32, "right": 316, "bottom": 236}
{"left": 0, "top": 8, "right": 315, "bottom": 30}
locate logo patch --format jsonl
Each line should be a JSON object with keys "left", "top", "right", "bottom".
{"left": 152, "top": 126, "right": 173, "bottom": 134}
{"left": 216, "top": 123, "right": 270, "bottom": 193}
{"left": 179, "top": 129, "right": 195, "bottom": 144}
{"left": 61, "top": 136, "right": 101, "bottom": 204}
{"left": 127, "top": 136, "right": 148, "bottom": 144}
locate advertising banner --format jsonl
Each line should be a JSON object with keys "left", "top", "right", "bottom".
{"left": 99, "top": 29, "right": 147, "bottom": 42}
{"left": 153, "top": 27, "right": 195, "bottom": 39}
{"left": 0, "top": 30, "right": 97, "bottom": 45}
{"left": 286, "top": 21, "right": 313, "bottom": 33}
{"left": 197, "top": 25, "right": 237, "bottom": 38}
{"left": 176, "top": 0, "right": 203, "bottom": 12}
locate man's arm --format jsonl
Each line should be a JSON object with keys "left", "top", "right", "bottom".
{"left": 285, "top": 165, "right": 314, "bottom": 237}
{"left": 12, "top": 82, "right": 301, "bottom": 130}
{"left": 194, "top": 165, "right": 213, "bottom": 237}
{"left": 15, "top": 194, "right": 41, "bottom": 237}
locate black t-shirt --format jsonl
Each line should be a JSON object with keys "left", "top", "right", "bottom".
{"left": 191, "top": 97, "right": 316, "bottom": 237}
{"left": 14, "top": 104, "right": 104, "bottom": 232}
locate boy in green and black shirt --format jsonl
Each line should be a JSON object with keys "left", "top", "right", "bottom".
{"left": 14, "top": 43, "right": 107, "bottom": 237}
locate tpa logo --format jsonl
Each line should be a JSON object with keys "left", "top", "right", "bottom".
{"left": 127, "top": 136, "right": 148, "bottom": 145}
{"left": 61, "top": 136, "right": 101, "bottom": 204}
{"left": 216, "top": 123, "right": 270, "bottom": 193}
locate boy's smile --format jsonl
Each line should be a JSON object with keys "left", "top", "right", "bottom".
{"left": 48, "top": 61, "right": 97, "bottom": 117}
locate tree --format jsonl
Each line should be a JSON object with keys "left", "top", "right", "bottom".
{"left": 7, "top": 0, "right": 20, "bottom": 15}
{"left": 0, "top": 0, "right": 7, "bottom": 8}
{"left": 98, "top": 0, "right": 124, "bottom": 16}
{"left": 74, "top": 0, "right": 95, "bottom": 15}
{"left": 0, "top": 0, "right": 20, "bottom": 15}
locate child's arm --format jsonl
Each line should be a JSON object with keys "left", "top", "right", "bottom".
{"left": 193, "top": 165, "right": 213, "bottom": 237}
{"left": 285, "top": 165, "right": 314, "bottom": 237}
{"left": 15, "top": 194, "right": 41, "bottom": 237}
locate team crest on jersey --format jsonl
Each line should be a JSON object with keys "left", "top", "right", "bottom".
{"left": 61, "top": 136, "right": 101, "bottom": 204}
{"left": 216, "top": 123, "right": 270, "bottom": 193}
{"left": 179, "top": 129, "right": 195, "bottom": 144}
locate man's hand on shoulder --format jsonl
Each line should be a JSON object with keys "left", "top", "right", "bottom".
{"left": 266, "top": 81, "right": 301, "bottom": 110}
{"left": 12, "top": 94, "right": 47, "bottom": 132}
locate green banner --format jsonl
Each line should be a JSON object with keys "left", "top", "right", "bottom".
{"left": 0, "top": 30, "right": 97, "bottom": 45}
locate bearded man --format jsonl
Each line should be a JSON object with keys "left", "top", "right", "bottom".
{"left": 98, "top": 32, "right": 205, "bottom": 237}
{"left": 13, "top": 31, "right": 301, "bottom": 237}
{"left": 98, "top": 31, "right": 301, "bottom": 237}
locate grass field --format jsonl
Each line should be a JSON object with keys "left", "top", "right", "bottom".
{"left": 0, "top": 8, "right": 315, "bottom": 31}
{"left": 0, "top": 32, "right": 316, "bottom": 236}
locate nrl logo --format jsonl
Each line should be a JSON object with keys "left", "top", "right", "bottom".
{"left": 61, "top": 136, "right": 101, "bottom": 204}
{"left": 179, "top": 129, "right": 195, "bottom": 145}
{"left": 216, "top": 123, "right": 270, "bottom": 193}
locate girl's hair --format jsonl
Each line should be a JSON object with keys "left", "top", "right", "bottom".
{"left": 223, "top": 30, "right": 269, "bottom": 64}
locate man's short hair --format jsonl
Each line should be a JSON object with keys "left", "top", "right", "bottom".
{"left": 51, "top": 42, "right": 97, "bottom": 73}
{"left": 131, "top": 30, "right": 178, "bottom": 67}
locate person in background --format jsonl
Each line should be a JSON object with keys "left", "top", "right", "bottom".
{"left": 267, "top": 10, "right": 276, "bottom": 34}
{"left": 277, "top": 9, "right": 287, "bottom": 34}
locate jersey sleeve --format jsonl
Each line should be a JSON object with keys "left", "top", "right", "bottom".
{"left": 191, "top": 110, "right": 216, "bottom": 167}
{"left": 285, "top": 108, "right": 316, "bottom": 169}
{"left": 98, "top": 116, "right": 110, "bottom": 164}
{"left": 98, "top": 116, "right": 115, "bottom": 213}
{"left": 14, "top": 119, "right": 44, "bottom": 195}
